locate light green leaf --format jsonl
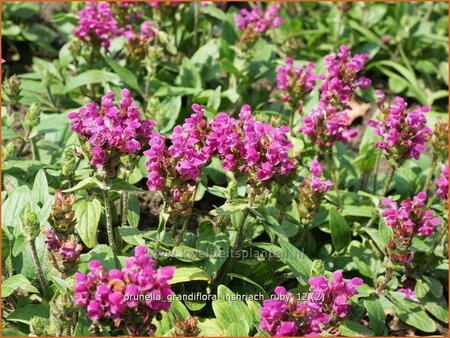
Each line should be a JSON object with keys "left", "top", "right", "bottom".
{"left": 2, "top": 274, "right": 40, "bottom": 297}
{"left": 169, "top": 267, "right": 210, "bottom": 284}
{"left": 32, "top": 169, "right": 50, "bottom": 205}
{"left": 64, "top": 70, "right": 120, "bottom": 93}
{"left": 63, "top": 177, "right": 101, "bottom": 193}
{"left": 75, "top": 199, "right": 102, "bottom": 248}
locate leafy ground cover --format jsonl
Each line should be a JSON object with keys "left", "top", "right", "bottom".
{"left": 1, "top": 1, "right": 449, "bottom": 337}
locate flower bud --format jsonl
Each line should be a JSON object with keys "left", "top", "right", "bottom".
{"left": 21, "top": 208, "right": 40, "bottom": 241}
{"left": 61, "top": 147, "right": 77, "bottom": 177}
{"left": 41, "top": 70, "right": 52, "bottom": 87}
{"left": 430, "top": 118, "right": 448, "bottom": 158}
{"left": 49, "top": 190, "right": 76, "bottom": 233}
{"left": 30, "top": 316, "right": 50, "bottom": 336}
{"left": 2, "top": 141, "right": 16, "bottom": 161}
{"left": 311, "top": 259, "right": 325, "bottom": 276}
{"left": 2, "top": 75, "right": 21, "bottom": 103}
{"left": 24, "top": 102, "right": 41, "bottom": 132}
{"left": 174, "top": 316, "right": 201, "bottom": 337}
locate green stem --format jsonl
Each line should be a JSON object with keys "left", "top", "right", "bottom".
{"left": 175, "top": 182, "right": 199, "bottom": 244}
{"left": 380, "top": 164, "right": 396, "bottom": 198}
{"left": 30, "top": 240, "right": 48, "bottom": 293}
{"left": 327, "top": 147, "right": 342, "bottom": 208}
{"left": 423, "top": 153, "right": 438, "bottom": 194}
{"left": 102, "top": 177, "right": 117, "bottom": 255}
{"left": 366, "top": 162, "right": 397, "bottom": 228}
{"left": 154, "top": 202, "right": 169, "bottom": 259}
{"left": 372, "top": 150, "right": 381, "bottom": 194}
{"left": 46, "top": 85, "right": 59, "bottom": 113}
{"left": 121, "top": 171, "right": 130, "bottom": 228}
{"left": 175, "top": 218, "right": 189, "bottom": 246}
{"left": 121, "top": 191, "right": 129, "bottom": 228}
{"left": 376, "top": 267, "right": 394, "bottom": 295}
{"left": 214, "top": 191, "right": 255, "bottom": 286}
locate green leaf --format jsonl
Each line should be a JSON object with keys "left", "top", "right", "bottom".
{"left": 171, "top": 246, "right": 208, "bottom": 262}
{"left": 169, "top": 267, "right": 210, "bottom": 284}
{"left": 389, "top": 292, "right": 437, "bottom": 333}
{"left": 29, "top": 113, "right": 69, "bottom": 139}
{"left": 32, "top": 169, "right": 50, "bottom": 205}
{"left": 225, "top": 322, "right": 248, "bottom": 336}
{"left": 2, "top": 274, "right": 40, "bottom": 297}
{"left": 110, "top": 179, "right": 144, "bottom": 192}
{"left": 278, "top": 238, "right": 312, "bottom": 284}
{"left": 212, "top": 300, "right": 244, "bottom": 332}
{"left": 73, "top": 309, "right": 90, "bottom": 336}
{"left": 364, "top": 297, "right": 387, "bottom": 335}
{"left": 64, "top": 70, "right": 120, "bottom": 93}
{"left": 2, "top": 328, "right": 27, "bottom": 336}
{"left": 340, "top": 320, "right": 375, "bottom": 336}
{"left": 47, "top": 274, "right": 70, "bottom": 290}
{"left": 176, "top": 57, "right": 202, "bottom": 89}
{"left": 63, "top": 177, "right": 101, "bottom": 193}
{"left": 197, "top": 318, "right": 224, "bottom": 336}
{"left": 118, "top": 227, "right": 145, "bottom": 246}
{"left": 330, "top": 207, "right": 351, "bottom": 252}
{"left": 7, "top": 304, "right": 49, "bottom": 325}
{"left": 2, "top": 186, "right": 31, "bottom": 227}
{"left": 160, "top": 96, "right": 182, "bottom": 134}
{"left": 217, "top": 285, "right": 254, "bottom": 332}
{"left": 75, "top": 199, "right": 102, "bottom": 248}
{"left": 127, "top": 194, "right": 140, "bottom": 228}
{"left": 169, "top": 297, "right": 190, "bottom": 321}
{"left": 103, "top": 56, "right": 141, "bottom": 94}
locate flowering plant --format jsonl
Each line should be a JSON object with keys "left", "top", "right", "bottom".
{"left": 1, "top": 2, "right": 448, "bottom": 337}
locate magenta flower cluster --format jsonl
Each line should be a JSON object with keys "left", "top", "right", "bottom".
{"left": 144, "top": 104, "right": 212, "bottom": 191}
{"left": 73, "top": 2, "right": 123, "bottom": 50}
{"left": 43, "top": 227, "right": 83, "bottom": 263}
{"left": 259, "top": 271, "right": 362, "bottom": 336}
{"left": 73, "top": 246, "right": 175, "bottom": 335}
{"left": 368, "top": 92, "right": 432, "bottom": 162}
{"left": 382, "top": 192, "right": 440, "bottom": 264}
{"left": 301, "top": 45, "right": 371, "bottom": 147}
{"left": 308, "top": 159, "right": 333, "bottom": 193}
{"left": 277, "top": 58, "right": 316, "bottom": 105}
{"left": 123, "top": 20, "right": 157, "bottom": 44}
{"left": 68, "top": 89, "right": 155, "bottom": 169}
{"left": 235, "top": 4, "right": 284, "bottom": 33}
{"left": 206, "top": 105, "right": 296, "bottom": 182}
{"left": 382, "top": 192, "right": 440, "bottom": 238}
{"left": 145, "top": 104, "right": 296, "bottom": 192}
{"left": 435, "top": 165, "right": 448, "bottom": 203}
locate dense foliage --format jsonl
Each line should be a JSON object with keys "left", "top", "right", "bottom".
{"left": 1, "top": 2, "right": 448, "bottom": 337}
